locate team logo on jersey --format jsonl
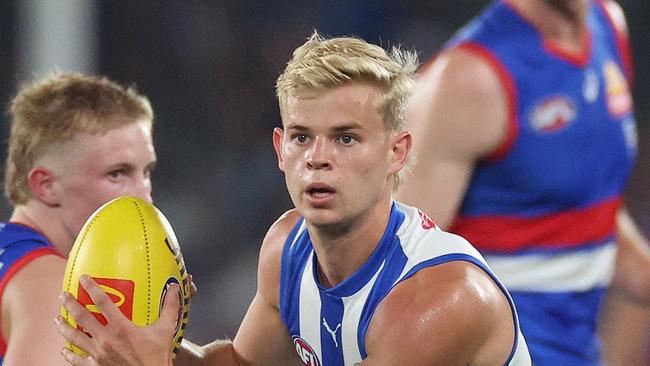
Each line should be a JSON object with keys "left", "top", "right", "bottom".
{"left": 293, "top": 336, "right": 321, "bottom": 366}
{"left": 417, "top": 209, "right": 437, "bottom": 230}
{"left": 603, "top": 61, "right": 632, "bottom": 117}
{"left": 529, "top": 96, "right": 576, "bottom": 133}
{"left": 322, "top": 318, "right": 341, "bottom": 347}
{"left": 77, "top": 277, "right": 134, "bottom": 326}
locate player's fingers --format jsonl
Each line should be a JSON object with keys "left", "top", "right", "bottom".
{"left": 60, "top": 291, "right": 104, "bottom": 336}
{"left": 158, "top": 284, "right": 181, "bottom": 333}
{"left": 78, "top": 275, "right": 125, "bottom": 325}
{"left": 187, "top": 274, "right": 198, "bottom": 298}
{"left": 61, "top": 347, "right": 94, "bottom": 366}
{"left": 54, "top": 314, "right": 96, "bottom": 356}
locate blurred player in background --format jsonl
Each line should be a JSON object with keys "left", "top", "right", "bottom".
{"left": 0, "top": 73, "right": 156, "bottom": 364}
{"left": 57, "top": 32, "right": 532, "bottom": 366}
{"left": 396, "top": 0, "right": 650, "bottom": 364}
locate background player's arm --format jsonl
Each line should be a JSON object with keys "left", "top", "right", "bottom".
{"left": 361, "top": 261, "right": 516, "bottom": 366}
{"left": 609, "top": 208, "right": 650, "bottom": 304}
{"left": 597, "top": 2, "right": 650, "bottom": 365}
{"left": 395, "top": 48, "right": 507, "bottom": 227}
{"left": 599, "top": 208, "right": 650, "bottom": 366}
{"left": 3, "top": 255, "right": 70, "bottom": 365}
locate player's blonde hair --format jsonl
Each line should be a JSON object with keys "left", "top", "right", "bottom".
{"left": 276, "top": 31, "right": 418, "bottom": 189}
{"left": 5, "top": 72, "right": 154, "bottom": 205}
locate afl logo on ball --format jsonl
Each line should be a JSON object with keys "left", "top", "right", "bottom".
{"left": 293, "top": 337, "right": 321, "bottom": 366}
{"left": 77, "top": 277, "right": 134, "bottom": 326}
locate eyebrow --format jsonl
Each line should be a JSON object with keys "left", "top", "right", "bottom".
{"left": 285, "top": 122, "right": 364, "bottom": 133}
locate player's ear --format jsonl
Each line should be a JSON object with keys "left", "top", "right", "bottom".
{"left": 272, "top": 127, "right": 286, "bottom": 172}
{"left": 27, "top": 166, "right": 61, "bottom": 207}
{"left": 388, "top": 131, "right": 412, "bottom": 175}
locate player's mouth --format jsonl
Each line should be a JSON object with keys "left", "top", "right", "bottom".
{"left": 305, "top": 183, "right": 336, "bottom": 206}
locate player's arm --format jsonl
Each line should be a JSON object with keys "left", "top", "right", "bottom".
{"left": 599, "top": 208, "right": 650, "bottom": 366}
{"left": 361, "top": 261, "right": 516, "bottom": 365}
{"left": 395, "top": 47, "right": 508, "bottom": 228}
{"left": 608, "top": 207, "right": 650, "bottom": 304}
{"left": 3, "top": 255, "right": 70, "bottom": 365}
{"left": 593, "top": 2, "right": 650, "bottom": 365}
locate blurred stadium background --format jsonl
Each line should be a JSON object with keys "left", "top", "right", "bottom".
{"left": 0, "top": 0, "right": 648, "bottom": 344}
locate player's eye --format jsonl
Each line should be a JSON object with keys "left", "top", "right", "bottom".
{"left": 292, "top": 134, "right": 309, "bottom": 144}
{"left": 337, "top": 134, "right": 357, "bottom": 146}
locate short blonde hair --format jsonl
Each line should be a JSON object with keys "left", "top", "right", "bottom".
{"left": 276, "top": 31, "right": 418, "bottom": 189}
{"left": 5, "top": 73, "right": 154, "bottom": 204}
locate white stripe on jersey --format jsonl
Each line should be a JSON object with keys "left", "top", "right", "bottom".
{"left": 298, "top": 253, "right": 323, "bottom": 363}
{"left": 485, "top": 241, "right": 616, "bottom": 292}
{"left": 341, "top": 262, "right": 383, "bottom": 366}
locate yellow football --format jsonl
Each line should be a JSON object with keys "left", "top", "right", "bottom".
{"left": 61, "top": 196, "right": 190, "bottom": 358}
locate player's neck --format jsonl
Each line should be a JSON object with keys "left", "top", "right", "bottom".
{"left": 10, "top": 202, "right": 72, "bottom": 256}
{"left": 309, "top": 199, "right": 392, "bottom": 288}
{"left": 510, "top": 0, "right": 589, "bottom": 51}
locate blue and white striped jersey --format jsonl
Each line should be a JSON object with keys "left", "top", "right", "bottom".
{"left": 279, "top": 202, "right": 531, "bottom": 366}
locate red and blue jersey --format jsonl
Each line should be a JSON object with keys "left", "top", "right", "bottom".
{"left": 0, "top": 223, "right": 58, "bottom": 361}
{"left": 444, "top": 1, "right": 636, "bottom": 365}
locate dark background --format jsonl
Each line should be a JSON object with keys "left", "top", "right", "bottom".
{"left": 0, "top": 0, "right": 648, "bottom": 343}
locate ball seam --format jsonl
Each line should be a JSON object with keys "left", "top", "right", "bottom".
{"left": 132, "top": 199, "right": 152, "bottom": 324}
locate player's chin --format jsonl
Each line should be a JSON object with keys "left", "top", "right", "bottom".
{"left": 300, "top": 207, "right": 341, "bottom": 226}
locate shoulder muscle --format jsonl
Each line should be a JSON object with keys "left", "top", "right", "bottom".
{"left": 364, "top": 261, "right": 514, "bottom": 366}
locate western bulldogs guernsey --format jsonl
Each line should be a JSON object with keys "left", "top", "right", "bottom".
{"left": 445, "top": 1, "right": 637, "bottom": 365}
{"left": 279, "top": 202, "right": 531, "bottom": 366}
{"left": 0, "top": 223, "right": 58, "bottom": 361}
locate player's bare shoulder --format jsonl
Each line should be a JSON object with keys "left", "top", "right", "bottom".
{"left": 364, "top": 259, "right": 515, "bottom": 365}
{"left": 409, "top": 45, "right": 508, "bottom": 161}
{"left": 418, "top": 45, "right": 504, "bottom": 102}
{"left": 3, "top": 253, "right": 66, "bottom": 301}
{"left": 256, "top": 209, "right": 302, "bottom": 305}
{"left": 260, "top": 209, "right": 301, "bottom": 260}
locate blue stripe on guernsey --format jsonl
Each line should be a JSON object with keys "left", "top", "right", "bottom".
{"left": 319, "top": 292, "right": 345, "bottom": 366}
{"left": 512, "top": 289, "right": 605, "bottom": 366}
{"left": 279, "top": 202, "right": 531, "bottom": 365}
{"left": 279, "top": 217, "right": 307, "bottom": 328}
{"left": 356, "top": 242, "right": 408, "bottom": 358}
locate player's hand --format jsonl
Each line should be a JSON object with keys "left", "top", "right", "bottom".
{"left": 55, "top": 275, "right": 179, "bottom": 366}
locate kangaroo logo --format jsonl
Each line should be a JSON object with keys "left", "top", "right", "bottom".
{"left": 322, "top": 318, "right": 341, "bottom": 348}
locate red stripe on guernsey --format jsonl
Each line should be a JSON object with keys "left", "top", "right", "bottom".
{"left": 597, "top": 0, "right": 635, "bottom": 84}
{"left": 543, "top": 31, "right": 592, "bottom": 68}
{"left": 0, "top": 247, "right": 59, "bottom": 356}
{"left": 456, "top": 43, "right": 519, "bottom": 162}
{"left": 450, "top": 197, "right": 622, "bottom": 253}
{"left": 504, "top": 0, "right": 592, "bottom": 67}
